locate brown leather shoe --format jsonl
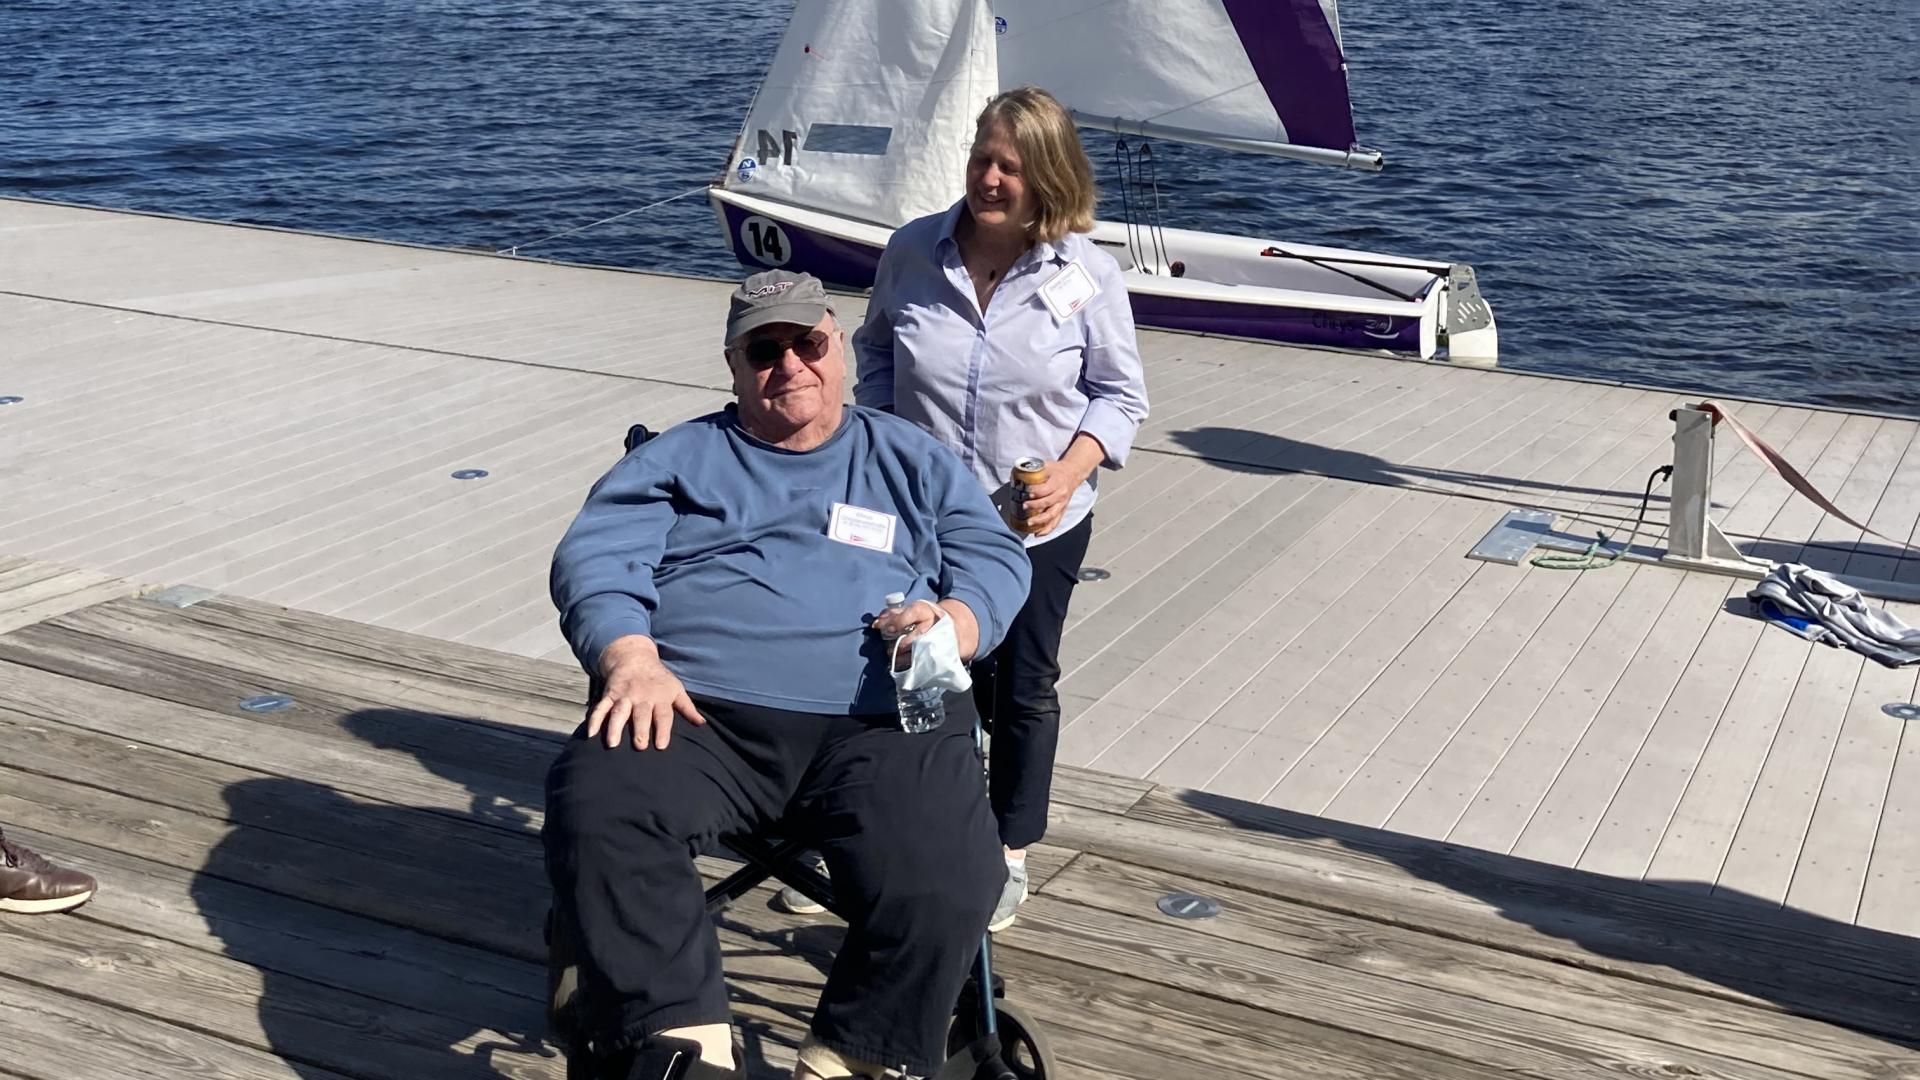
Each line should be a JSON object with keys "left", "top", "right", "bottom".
{"left": 0, "top": 830, "right": 98, "bottom": 914}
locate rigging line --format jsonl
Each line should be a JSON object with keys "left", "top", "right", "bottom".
{"left": 1112, "top": 139, "right": 1141, "bottom": 270}
{"left": 498, "top": 184, "right": 708, "bottom": 256}
{"left": 1139, "top": 141, "right": 1170, "bottom": 274}
{"left": 1257, "top": 245, "right": 1424, "bottom": 303}
{"left": 1126, "top": 138, "right": 1149, "bottom": 270}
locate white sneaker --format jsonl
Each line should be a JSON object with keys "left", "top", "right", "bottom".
{"left": 772, "top": 852, "right": 829, "bottom": 915}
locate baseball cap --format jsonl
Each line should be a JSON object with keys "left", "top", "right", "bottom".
{"left": 725, "top": 270, "right": 832, "bottom": 345}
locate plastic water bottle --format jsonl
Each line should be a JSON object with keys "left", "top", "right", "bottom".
{"left": 884, "top": 592, "right": 945, "bottom": 734}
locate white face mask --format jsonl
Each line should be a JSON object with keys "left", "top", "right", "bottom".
{"left": 891, "top": 607, "right": 973, "bottom": 694}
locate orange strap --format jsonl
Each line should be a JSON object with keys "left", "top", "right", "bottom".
{"left": 1693, "top": 402, "right": 1917, "bottom": 553}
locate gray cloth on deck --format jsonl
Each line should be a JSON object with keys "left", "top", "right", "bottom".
{"left": 1748, "top": 563, "right": 1920, "bottom": 667}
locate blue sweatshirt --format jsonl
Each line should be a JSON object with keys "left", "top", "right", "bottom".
{"left": 550, "top": 405, "right": 1032, "bottom": 714}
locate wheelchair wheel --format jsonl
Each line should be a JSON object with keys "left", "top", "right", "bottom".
{"left": 946, "top": 1000, "right": 1056, "bottom": 1080}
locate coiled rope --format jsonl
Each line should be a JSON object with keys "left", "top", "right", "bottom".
{"left": 1531, "top": 465, "right": 1674, "bottom": 571}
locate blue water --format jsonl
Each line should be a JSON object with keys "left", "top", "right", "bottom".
{"left": 5, "top": 0, "right": 1916, "bottom": 414}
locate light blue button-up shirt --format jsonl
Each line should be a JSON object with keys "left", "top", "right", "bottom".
{"left": 853, "top": 201, "right": 1150, "bottom": 547}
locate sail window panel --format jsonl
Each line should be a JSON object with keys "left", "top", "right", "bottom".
{"left": 995, "top": 0, "right": 1359, "bottom": 152}
{"left": 805, "top": 124, "right": 895, "bottom": 156}
{"left": 997, "top": 0, "right": 1284, "bottom": 142}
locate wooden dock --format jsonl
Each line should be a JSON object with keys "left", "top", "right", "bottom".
{"left": 2, "top": 568, "right": 1917, "bottom": 1078}
{"left": 2, "top": 193, "right": 1918, "bottom": 943}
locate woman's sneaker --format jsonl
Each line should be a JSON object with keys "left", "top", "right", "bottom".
{"left": 987, "top": 858, "right": 1028, "bottom": 933}
{"left": 771, "top": 852, "right": 829, "bottom": 915}
{"left": 0, "top": 830, "right": 97, "bottom": 914}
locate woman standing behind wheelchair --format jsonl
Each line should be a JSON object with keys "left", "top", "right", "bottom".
{"left": 848, "top": 85, "right": 1149, "bottom": 931}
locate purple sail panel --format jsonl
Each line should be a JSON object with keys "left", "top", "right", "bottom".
{"left": 1219, "top": 0, "right": 1357, "bottom": 152}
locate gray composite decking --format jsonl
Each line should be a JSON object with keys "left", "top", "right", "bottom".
{"left": 1, "top": 570, "right": 1917, "bottom": 1079}
{"left": 4, "top": 196, "right": 1919, "bottom": 941}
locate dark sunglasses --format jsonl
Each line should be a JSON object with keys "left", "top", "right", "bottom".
{"left": 733, "top": 329, "right": 831, "bottom": 370}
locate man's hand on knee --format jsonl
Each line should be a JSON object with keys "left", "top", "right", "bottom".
{"left": 590, "top": 635, "right": 707, "bottom": 750}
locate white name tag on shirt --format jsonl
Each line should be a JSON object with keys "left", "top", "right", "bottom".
{"left": 828, "top": 502, "right": 897, "bottom": 553}
{"left": 1037, "top": 260, "right": 1098, "bottom": 321}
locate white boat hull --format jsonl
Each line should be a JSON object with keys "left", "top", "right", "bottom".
{"left": 710, "top": 187, "right": 1496, "bottom": 363}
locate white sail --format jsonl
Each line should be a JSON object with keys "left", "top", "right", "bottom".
{"left": 720, "top": 0, "right": 996, "bottom": 228}
{"left": 993, "top": 0, "right": 1377, "bottom": 168}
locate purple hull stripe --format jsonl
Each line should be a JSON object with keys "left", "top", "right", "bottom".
{"left": 1127, "top": 291, "right": 1423, "bottom": 354}
{"left": 720, "top": 203, "right": 883, "bottom": 289}
{"left": 721, "top": 206, "right": 1422, "bottom": 355}
{"left": 1219, "top": 0, "right": 1356, "bottom": 153}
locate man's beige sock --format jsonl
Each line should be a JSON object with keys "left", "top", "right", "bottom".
{"left": 792, "top": 1034, "right": 887, "bottom": 1079}
{"left": 658, "top": 1023, "right": 736, "bottom": 1070}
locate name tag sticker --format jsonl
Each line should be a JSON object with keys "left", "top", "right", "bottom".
{"left": 828, "top": 502, "right": 897, "bottom": 553}
{"left": 1037, "top": 260, "right": 1098, "bottom": 321}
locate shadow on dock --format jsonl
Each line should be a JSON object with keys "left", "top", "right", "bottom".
{"left": 1168, "top": 788, "right": 1920, "bottom": 1055}
{"left": 1169, "top": 426, "right": 1672, "bottom": 510}
{"left": 187, "top": 701, "right": 1920, "bottom": 1079}
{"left": 192, "top": 707, "right": 830, "bottom": 1080}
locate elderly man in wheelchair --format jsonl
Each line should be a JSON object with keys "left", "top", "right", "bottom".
{"left": 544, "top": 271, "right": 1033, "bottom": 1080}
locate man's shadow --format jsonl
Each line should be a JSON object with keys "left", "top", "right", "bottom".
{"left": 192, "top": 707, "right": 842, "bottom": 1080}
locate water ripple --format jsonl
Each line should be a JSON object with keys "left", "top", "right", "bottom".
{"left": 1, "top": 0, "right": 1915, "bottom": 414}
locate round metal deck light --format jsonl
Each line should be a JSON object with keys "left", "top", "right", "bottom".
{"left": 1155, "top": 892, "right": 1221, "bottom": 920}
{"left": 240, "top": 694, "right": 294, "bottom": 714}
{"left": 1884, "top": 703, "right": 1920, "bottom": 722}
{"left": 451, "top": 469, "right": 490, "bottom": 480}
{"left": 1077, "top": 567, "right": 1111, "bottom": 582}
{"left": 0, "top": 396, "right": 23, "bottom": 406}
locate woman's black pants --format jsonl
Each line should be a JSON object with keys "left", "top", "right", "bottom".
{"left": 543, "top": 693, "right": 1001, "bottom": 1076}
{"left": 974, "top": 513, "right": 1092, "bottom": 850}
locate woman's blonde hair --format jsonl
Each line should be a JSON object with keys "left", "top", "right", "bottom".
{"left": 974, "top": 86, "right": 1095, "bottom": 244}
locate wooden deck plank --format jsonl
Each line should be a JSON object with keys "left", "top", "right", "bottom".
{"left": 1059, "top": 481, "right": 1400, "bottom": 756}
{"left": 1383, "top": 566, "right": 1640, "bottom": 840}
{"left": 1091, "top": 495, "right": 1487, "bottom": 781}
{"left": 1714, "top": 644, "right": 1870, "bottom": 905}
{"left": 0, "top": 823, "right": 544, "bottom": 1045}
{"left": 1114, "top": 791, "right": 1920, "bottom": 1031}
{"left": 1716, "top": 409, "right": 1850, "bottom": 539}
{"left": 1194, "top": 499, "right": 1501, "bottom": 800}
{"left": 1785, "top": 660, "right": 1919, "bottom": 922}
{"left": 1505, "top": 572, "right": 1737, "bottom": 865}
{"left": 1859, "top": 695, "right": 1920, "bottom": 935}
{"left": 43, "top": 597, "right": 578, "bottom": 730}
{"left": 1502, "top": 403, "right": 1889, "bottom": 869}
{"left": 1006, "top": 892, "right": 1808, "bottom": 1080}
{"left": 1741, "top": 414, "right": 1886, "bottom": 562}
{"left": 1841, "top": 426, "right": 1920, "bottom": 582}
{"left": 1043, "top": 855, "right": 1901, "bottom": 1080}
{"left": 0, "top": 564, "right": 143, "bottom": 630}
{"left": 3, "top": 497, "right": 1917, "bottom": 1080}
{"left": 1573, "top": 598, "right": 1775, "bottom": 880}
{"left": 1800, "top": 419, "right": 1917, "bottom": 557}
{"left": 1060, "top": 470, "right": 1337, "bottom": 663}
{"left": 142, "top": 593, "right": 587, "bottom": 704}
{"left": 0, "top": 973, "right": 341, "bottom": 1080}
{"left": 0, "top": 915, "right": 560, "bottom": 1080}
{"left": 1445, "top": 566, "right": 1688, "bottom": 853}
{"left": 1644, "top": 625, "right": 1818, "bottom": 888}
{"left": 1319, "top": 561, "right": 1579, "bottom": 826}
{"left": 8, "top": 198, "right": 1920, "bottom": 975}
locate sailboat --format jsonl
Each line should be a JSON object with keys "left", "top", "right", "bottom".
{"left": 707, "top": 0, "right": 1498, "bottom": 363}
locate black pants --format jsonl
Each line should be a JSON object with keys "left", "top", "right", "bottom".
{"left": 974, "top": 513, "right": 1092, "bottom": 850}
{"left": 542, "top": 693, "right": 1001, "bottom": 1075}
